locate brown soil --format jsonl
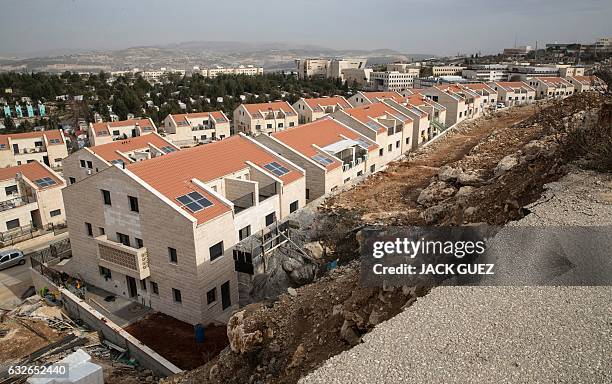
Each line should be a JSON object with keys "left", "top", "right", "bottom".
{"left": 0, "top": 318, "right": 64, "bottom": 362}
{"left": 125, "top": 312, "right": 229, "bottom": 370}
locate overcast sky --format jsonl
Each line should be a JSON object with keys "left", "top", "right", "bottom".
{"left": 1, "top": 0, "right": 611, "bottom": 57}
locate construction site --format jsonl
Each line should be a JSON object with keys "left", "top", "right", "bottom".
{"left": 1, "top": 90, "right": 611, "bottom": 384}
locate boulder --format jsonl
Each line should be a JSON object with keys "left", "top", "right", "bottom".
{"left": 437, "top": 166, "right": 461, "bottom": 182}
{"left": 523, "top": 139, "right": 559, "bottom": 161}
{"left": 340, "top": 320, "right": 361, "bottom": 346}
{"left": 494, "top": 154, "right": 520, "bottom": 176}
{"left": 417, "top": 181, "right": 457, "bottom": 207}
{"left": 421, "top": 204, "right": 449, "bottom": 224}
{"left": 302, "top": 241, "right": 324, "bottom": 259}
{"left": 227, "top": 311, "right": 263, "bottom": 354}
{"left": 456, "top": 170, "right": 485, "bottom": 186}
{"left": 287, "top": 287, "right": 297, "bottom": 297}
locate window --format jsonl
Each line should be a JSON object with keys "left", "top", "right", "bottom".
{"left": 264, "top": 162, "right": 290, "bottom": 177}
{"left": 6, "top": 219, "right": 20, "bottom": 230}
{"left": 50, "top": 209, "right": 61, "bottom": 217}
{"left": 289, "top": 122, "right": 295, "bottom": 127}
{"left": 388, "top": 144, "right": 392, "bottom": 152}
{"left": 69, "top": 177, "right": 76, "bottom": 184}
{"left": 99, "top": 227, "right": 105, "bottom": 235}
{"left": 459, "top": 112, "right": 463, "bottom": 118}
{"left": 207, "top": 288, "right": 217, "bottom": 305}
{"left": 128, "top": 196, "right": 139, "bottom": 212}
{"left": 140, "top": 279, "right": 147, "bottom": 291}
{"left": 406, "top": 138, "right": 410, "bottom": 145}
{"left": 266, "top": 123, "right": 272, "bottom": 129}
{"left": 306, "top": 189, "right": 310, "bottom": 200}
{"left": 85, "top": 222, "right": 93, "bottom": 237}
{"left": 357, "top": 171, "right": 363, "bottom": 177}
{"left": 396, "top": 140, "right": 400, "bottom": 149}
{"left": 5, "top": 185, "right": 18, "bottom": 195}
{"left": 370, "top": 164, "right": 376, "bottom": 173}
{"left": 80, "top": 160, "right": 86, "bottom": 168}
{"left": 209, "top": 241, "right": 224, "bottom": 261}
{"left": 255, "top": 124, "right": 261, "bottom": 130}
{"left": 265, "top": 212, "right": 276, "bottom": 226}
{"left": 150, "top": 281, "right": 159, "bottom": 294}
{"left": 113, "top": 130, "right": 120, "bottom": 136}
{"left": 99, "top": 266, "right": 112, "bottom": 278}
{"left": 168, "top": 247, "right": 178, "bottom": 263}
{"left": 172, "top": 288, "right": 182, "bottom": 303}
{"left": 116, "top": 232, "right": 130, "bottom": 246}
{"left": 102, "top": 190, "right": 111, "bottom": 205}
{"left": 238, "top": 225, "right": 251, "bottom": 241}
{"left": 86, "top": 161, "right": 93, "bottom": 169}
{"left": 379, "top": 148, "right": 384, "bottom": 156}
{"left": 176, "top": 191, "right": 213, "bottom": 212}
{"left": 290, "top": 201, "right": 298, "bottom": 213}
{"left": 221, "top": 281, "right": 231, "bottom": 310}
{"left": 135, "top": 238, "right": 143, "bottom": 248}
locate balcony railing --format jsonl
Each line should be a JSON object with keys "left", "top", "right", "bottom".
{"left": 95, "top": 235, "right": 150, "bottom": 280}
{"left": 0, "top": 195, "right": 36, "bottom": 212}
{"left": 259, "top": 182, "right": 277, "bottom": 202}
{"left": 14, "top": 147, "right": 46, "bottom": 155}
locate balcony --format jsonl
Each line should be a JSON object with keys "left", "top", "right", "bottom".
{"left": 231, "top": 192, "right": 255, "bottom": 214}
{"left": 0, "top": 195, "right": 36, "bottom": 212}
{"left": 95, "top": 235, "right": 150, "bottom": 280}
{"left": 258, "top": 182, "right": 277, "bottom": 202}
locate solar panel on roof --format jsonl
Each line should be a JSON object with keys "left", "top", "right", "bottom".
{"left": 365, "top": 121, "right": 381, "bottom": 130}
{"left": 34, "top": 177, "right": 57, "bottom": 188}
{"left": 49, "top": 138, "right": 61, "bottom": 144}
{"left": 312, "top": 154, "right": 334, "bottom": 166}
{"left": 264, "top": 162, "right": 290, "bottom": 177}
{"left": 355, "top": 138, "right": 371, "bottom": 149}
{"left": 176, "top": 191, "right": 213, "bottom": 213}
{"left": 160, "top": 146, "right": 176, "bottom": 154}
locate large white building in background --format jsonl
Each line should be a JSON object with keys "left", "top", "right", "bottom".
{"left": 369, "top": 71, "right": 418, "bottom": 92}
{"left": 296, "top": 58, "right": 367, "bottom": 80}
{"left": 199, "top": 65, "right": 264, "bottom": 78}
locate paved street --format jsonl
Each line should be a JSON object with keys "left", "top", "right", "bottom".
{"left": 0, "top": 232, "right": 69, "bottom": 309}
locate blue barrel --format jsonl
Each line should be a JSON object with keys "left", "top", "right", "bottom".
{"left": 194, "top": 324, "right": 205, "bottom": 343}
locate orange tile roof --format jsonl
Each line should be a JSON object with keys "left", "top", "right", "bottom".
{"left": 0, "top": 162, "right": 63, "bottom": 189}
{"left": 495, "top": 81, "right": 533, "bottom": 90}
{"left": 91, "top": 118, "right": 156, "bottom": 137}
{"left": 343, "top": 102, "right": 413, "bottom": 133}
{"left": 0, "top": 130, "right": 64, "bottom": 151}
{"left": 90, "top": 133, "right": 177, "bottom": 163}
{"left": 127, "top": 135, "right": 303, "bottom": 224}
{"left": 461, "top": 83, "right": 495, "bottom": 91}
{"left": 362, "top": 91, "right": 404, "bottom": 102}
{"left": 272, "top": 118, "right": 378, "bottom": 170}
{"left": 571, "top": 75, "right": 600, "bottom": 85}
{"left": 242, "top": 101, "right": 296, "bottom": 117}
{"left": 538, "top": 77, "right": 572, "bottom": 85}
{"left": 303, "top": 97, "right": 351, "bottom": 110}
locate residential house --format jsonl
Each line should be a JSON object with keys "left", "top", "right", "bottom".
{"left": 526, "top": 77, "right": 575, "bottom": 100}
{"left": 459, "top": 83, "right": 499, "bottom": 111}
{"left": 162, "top": 111, "right": 230, "bottom": 147}
{"left": 347, "top": 91, "right": 407, "bottom": 107}
{"left": 0, "top": 130, "right": 68, "bottom": 169}
{"left": 488, "top": 82, "right": 536, "bottom": 106}
{"left": 0, "top": 162, "right": 65, "bottom": 233}
{"left": 88, "top": 118, "right": 157, "bottom": 146}
{"left": 332, "top": 102, "right": 414, "bottom": 165}
{"left": 62, "top": 134, "right": 305, "bottom": 325}
{"left": 256, "top": 117, "right": 380, "bottom": 201}
{"left": 292, "top": 96, "right": 352, "bottom": 124}
{"left": 63, "top": 133, "right": 179, "bottom": 184}
{"left": 233, "top": 101, "right": 298, "bottom": 135}
{"left": 416, "top": 85, "right": 481, "bottom": 127}
{"left": 567, "top": 75, "right": 605, "bottom": 92}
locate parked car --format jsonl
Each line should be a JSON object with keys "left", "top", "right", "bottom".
{"left": 0, "top": 249, "right": 25, "bottom": 270}
{"left": 497, "top": 103, "right": 506, "bottom": 109}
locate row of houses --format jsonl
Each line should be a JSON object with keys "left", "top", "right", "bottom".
{"left": 1, "top": 75, "right": 602, "bottom": 326}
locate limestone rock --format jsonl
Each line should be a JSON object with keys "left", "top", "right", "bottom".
{"left": 417, "top": 181, "right": 457, "bottom": 207}
{"left": 494, "top": 154, "right": 520, "bottom": 176}
{"left": 303, "top": 241, "right": 325, "bottom": 259}
{"left": 227, "top": 311, "right": 263, "bottom": 354}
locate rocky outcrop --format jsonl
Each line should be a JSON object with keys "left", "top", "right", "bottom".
{"left": 417, "top": 181, "right": 457, "bottom": 207}
{"left": 227, "top": 311, "right": 263, "bottom": 354}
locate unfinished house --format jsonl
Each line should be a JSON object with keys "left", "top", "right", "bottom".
{"left": 62, "top": 134, "right": 305, "bottom": 325}
{"left": 162, "top": 111, "right": 230, "bottom": 147}
{"left": 88, "top": 118, "right": 157, "bottom": 146}
{"left": 488, "top": 82, "right": 536, "bottom": 106}
{"left": 255, "top": 117, "right": 380, "bottom": 201}
{"left": 292, "top": 96, "right": 352, "bottom": 123}
{"left": 0, "top": 130, "right": 68, "bottom": 169}
{"left": 233, "top": 101, "right": 298, "bottom": 135}
{"left": 0, "top": 162, "right": 65, "bottom": 233}
{"left": 332, "top": 102, "right": 414, "bottom": 166}
{"left": 526, "top": 77, "right": 575, "bottom": 100}
{"left": 62, "top": 133, "right": 179, "bottom": 184}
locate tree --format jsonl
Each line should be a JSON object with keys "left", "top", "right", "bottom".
{"left": 3, "top": 116, "right": 15, "bottom": 131}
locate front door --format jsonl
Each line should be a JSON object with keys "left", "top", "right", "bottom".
{"left": 126, "top": 276, "right": 137, "bottom": 298}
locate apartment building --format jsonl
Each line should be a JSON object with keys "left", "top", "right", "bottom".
{"left": 233, "top": 101, "right": 298, "bottom": 135}
{"left": 295, "top": 58, "right": 367, "bottom": 80}
{"left": 292, "top": 96, "right": 352, "bottom": 124}
{"left": 341, "top": 68, "right": 372, "bottom": 88}
{"left": 63, "top": 133, "right": 179, "bottom": 184}
{"left": 348, "top": 91, "right": 406, "bottom": 107}
{"left": 488, "top": 82, "right": 536, "bottom": 106}
{"left": 557, "top": 66, "right": 585, "bottom": 77}
{"left": 526, "top": 77, "right": 575, "bottom": 99}
{"left": 200, "top": 65, "right": 263, "bottom": 78}
{"left": 162, "top": 111, "right": 230, "bottom": 147}
{"left": 422, "top": 66, "right": 466, "bottom": 77}
{"left": 459, "top": 83, "right": 499, "bottom": 111}
{"left": 462, "top": 64, "right": 509, "bottom": 82}
{"left": 63, "top": 134, "right": 305, "bottom": 325}
{"left": 256, "top": 117, "right": 380, "bottom": 201}
{"left": 88, "top": 118, "right": 157, "bottom": 146}
{"left": 0, "top": 162, "right": 65, "bottom": 233}
{"left": 417, "top": 85, "right": 481, "bottom": 127}
{"left": 332, "top": 102, "right": 414, "bottom": 165}
{"left": 369, "top": 71, "right": 417, "bottom": 92}
{"left": 386, "top": 63, "right": 421, "bottom": 76}
{"left": 0, "top": 130, "right": 68, "bottom": 169}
